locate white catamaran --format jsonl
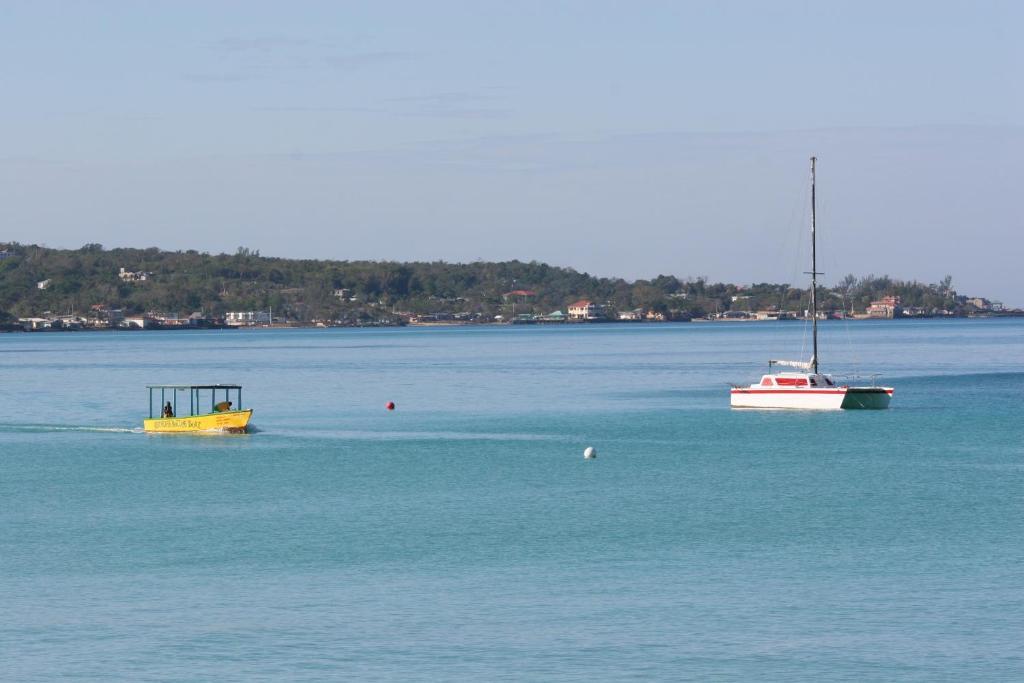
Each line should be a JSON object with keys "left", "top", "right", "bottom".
{"left": 730, "top": 157, "right": 894, "bottom": 410}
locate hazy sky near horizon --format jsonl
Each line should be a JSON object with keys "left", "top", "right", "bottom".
{"left": 2, "top": 1, "right": 1022, "bottom": 302}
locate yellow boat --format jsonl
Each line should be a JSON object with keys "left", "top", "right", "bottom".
{"left": 144, "top": 384, "right": 253, "bottom": 433}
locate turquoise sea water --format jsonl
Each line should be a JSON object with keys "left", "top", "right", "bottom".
{"left": 2, "top": 319, "right": 1023, "bottom": 681}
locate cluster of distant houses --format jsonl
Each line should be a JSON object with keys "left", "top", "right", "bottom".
{"left": 567, "top": 300, "right": 672, "bottom": 322}
{"left": 709, "top": 295, "right": 1005, "bottom": 322}
{"left": 862, "top": 295, "right": 1002, "bottom": 318}
{"left": 856, "top": 295, "right": 1003, "bottom": 318}
{"left": 15, "top": 306, "right": 220, "bottom": 331}
{"left": 485, "top": 299, "right": 681, "bottom": 325}
{"left": 17, "top": 308, "right": 338, "bottom": 331}
{"left": 379, "top": 296, "right": 680, "bottom": 326}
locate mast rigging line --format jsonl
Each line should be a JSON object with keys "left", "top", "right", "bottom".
{"left": 809, "top": 156, "right": 819, "bottom": 374}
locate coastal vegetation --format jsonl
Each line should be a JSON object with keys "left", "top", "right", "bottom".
{"left": 0, "top": 242, "right": 1001, "bottom": 325}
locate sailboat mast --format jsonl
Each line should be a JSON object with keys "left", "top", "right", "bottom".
{"left": 810, "top": 156, "right": 819, "bottom": 374}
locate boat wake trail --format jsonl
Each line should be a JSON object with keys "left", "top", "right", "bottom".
{"left": 0, "top": 423, "right": 142, "bottom": 434}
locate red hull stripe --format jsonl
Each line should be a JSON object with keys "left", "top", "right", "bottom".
{"left": 731, "top": 388, "right": 893, "bottom": 395}
{"left": 732, "top": 389, "right": 847, "bottom": 395}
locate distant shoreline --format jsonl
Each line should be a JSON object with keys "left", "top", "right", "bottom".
{"left": 4, "top": 314, "right": 1022, "bottom": 334}
{"left": 3, "top": 244, "right": 1015, "bottom": 331}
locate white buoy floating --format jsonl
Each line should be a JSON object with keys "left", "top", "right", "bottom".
{"left": 583, "top": 446, "right": 596, "bottom": 460}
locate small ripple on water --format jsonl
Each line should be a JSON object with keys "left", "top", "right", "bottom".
{"left": 266, "top": 428, "right": 565, "bottom": 442}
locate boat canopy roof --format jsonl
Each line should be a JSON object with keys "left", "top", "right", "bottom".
{"left": 769, "top": 358, "right": 814, "bottom": 371}
{"left": 146, "top": 384, "right": 242, "bottom": 390}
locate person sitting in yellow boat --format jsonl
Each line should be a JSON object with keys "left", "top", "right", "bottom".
{"left": 162, "top": 402, "right": 174, "bottom": 418}
{"left": 213, "top": 400, "right": 233, "bottom": 412}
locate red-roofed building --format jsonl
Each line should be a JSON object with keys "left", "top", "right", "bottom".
{"left": 866, "top": 296, "right": 901, "bottom": 319}
{"left": 568, "top": 300, "right": 603, "bottom": 320}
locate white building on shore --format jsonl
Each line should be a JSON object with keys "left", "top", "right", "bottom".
{"left": 568, "top": 300, "right": 604, "bottom": 320}
{"left": 226, "top": 311, "right": 271, "bottom": 325}
{"left": 119, "top": 267, "right": 152, "bottom": 282}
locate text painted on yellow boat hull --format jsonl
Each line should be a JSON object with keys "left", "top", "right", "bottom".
{"left": 143, "top": 409, "right": 253, "bottom": 433}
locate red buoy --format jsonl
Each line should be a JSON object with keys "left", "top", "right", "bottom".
{"left": 386, "top": 401, "right": 396, "bottom": 411}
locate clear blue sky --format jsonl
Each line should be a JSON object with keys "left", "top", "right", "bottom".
{"left": 2, "top": 1, "right": 1021, "bottom": 303}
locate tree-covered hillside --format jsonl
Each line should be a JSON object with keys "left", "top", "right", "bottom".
{"left": 0, "top": 242, "right": 974, "bottom": 323}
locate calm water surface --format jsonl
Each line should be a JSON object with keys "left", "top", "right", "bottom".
{"left": 2, "top": 320, "right": 1023, "bottom": 681}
